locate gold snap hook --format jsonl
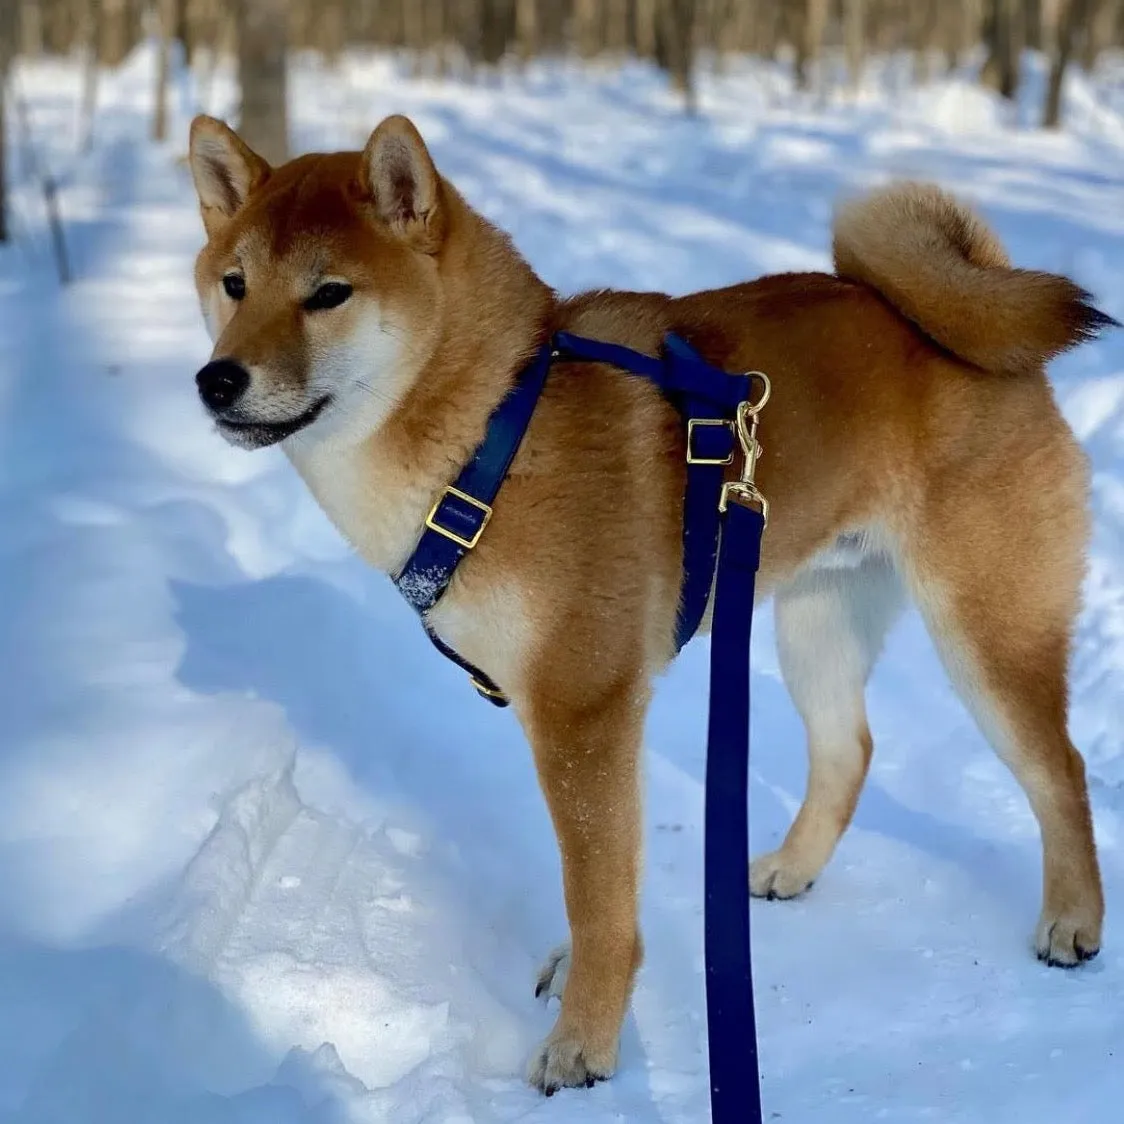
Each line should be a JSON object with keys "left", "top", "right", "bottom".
{"left": 719, "top": 372, "right": 772, "bottom": 523}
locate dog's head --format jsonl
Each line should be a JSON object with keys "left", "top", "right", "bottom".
{"left": 187, "top": 114, "right": 448, "bottom": 450}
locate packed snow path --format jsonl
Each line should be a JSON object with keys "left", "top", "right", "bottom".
{"left": 0, "top": 48, "right": 1122, "bottom": 1123}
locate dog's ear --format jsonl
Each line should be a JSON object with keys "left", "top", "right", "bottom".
{"left": 188, "top": 115, "right": 271, "bottom": 238}
{"left": 359, "top": 115, "right": 446, "bottom": 254}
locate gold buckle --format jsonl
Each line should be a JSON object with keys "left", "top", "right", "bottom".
{"left": 686, "top": 418, "right": 735, "bottom": 465}
{"left": 471, "top": 676, "right": 508, "bottom": 703}
{"left": 425, "top": 486, "right": 493, "bottom": 549}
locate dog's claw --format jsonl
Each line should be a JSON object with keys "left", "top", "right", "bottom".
{"left": 534, "top": 942, "right": 571, "bottom": 1003}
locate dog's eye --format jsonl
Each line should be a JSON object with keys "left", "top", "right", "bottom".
{"left": 305, "top": 282, "right": 353, "bottom": 312}
{"left": 223, "top": 274, "right": 246, "bottom": 301}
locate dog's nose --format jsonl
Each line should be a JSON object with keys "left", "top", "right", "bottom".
{"left": 196, "top": 359, "right": 250, "bottom": 412}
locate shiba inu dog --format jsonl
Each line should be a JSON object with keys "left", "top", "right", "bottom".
{"left": 187, "top": 111, "right": 1113, "bottom": 1094}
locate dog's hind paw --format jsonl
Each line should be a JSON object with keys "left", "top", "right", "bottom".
{"left": 527, "top": 1020, "right": 616, "bottom": 1096}
{"left": 749, "top": 849, "right": 816, "bottom": 900}
{"left": 534, "top": 942, "right": 571, "bottom": 1001}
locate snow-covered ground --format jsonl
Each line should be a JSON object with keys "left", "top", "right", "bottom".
{"left": 1, "top": 44, "right": 1123, "bottom": 1123}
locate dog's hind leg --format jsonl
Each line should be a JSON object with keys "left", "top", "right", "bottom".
{"left": 752, "top": 552, "right": 905, "bottom": 900}
{"left": 902, "top": 444, "right": 1104, "bottom": 966}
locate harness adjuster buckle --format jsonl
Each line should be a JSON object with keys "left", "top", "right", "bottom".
{"left": 686, "top": 418, "right": 735, "bottom": 465}
{"left": 425, "top": 486, "right": 493, "bottom": 550}
{"left": 470, "top": 676, "right": 508, "bottom": 704}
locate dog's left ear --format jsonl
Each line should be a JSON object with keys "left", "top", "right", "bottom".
{"left": 360, "top": 115, "right": 446, "bottom": 254}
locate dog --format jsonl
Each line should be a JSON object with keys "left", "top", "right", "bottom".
{"left": 187, "top": 111, "right": 1113, "bottom": 1094}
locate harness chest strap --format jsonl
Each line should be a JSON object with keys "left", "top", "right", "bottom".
{"left": 393, "top": 331, "right": 756, "bottom": 703}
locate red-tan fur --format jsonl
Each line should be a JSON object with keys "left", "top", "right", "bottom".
{"left": 188, "top": 114, "right": 1111, "bottom": 1094}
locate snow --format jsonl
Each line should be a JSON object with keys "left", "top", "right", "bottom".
{"left": 1, "top": 44, "right": 1123, "bottom": 1123}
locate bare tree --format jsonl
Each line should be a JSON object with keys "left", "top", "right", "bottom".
{"left": 100, "top": 0, "right": 130, "bottom": 66}
{"left": 794, "top": 0, "right": 829, "bottom": 92}
{"left": 844, "top": 0, "right": 866, "bottom": 89}
{"left": 0, "top": 0, "right": 12, "bottom": 242}
{"left": 574, "top": 0, "right": 600, "bottom": 57}
{"left": 655, "top": 0, "right": 696, "bottom": 111}
{"left": 153, "top": 0, "right": 175, "bottom": 142}
{"left": 1079, "top": 0, "right": 1114, "bottom": 70}
{"left": 515, "top": 0, "right": 538, "bottom": 62}
{"left": 605, "top": 0, "right": 630, "bottom": 54}
{"left": 982, "top": 0, "right": 1022, "bottom": 99}
{"left": 1044, "top": 0, "right": 1088, "bottom": 126}
{"left": 79, "top": 0, "right": 101, "bottom": 152}
{"left": 237, "top": 0, "right": 288, "bottom": 165}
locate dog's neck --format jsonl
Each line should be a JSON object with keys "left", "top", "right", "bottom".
{"left": 285, "top": 187, "right": 555, "bottom": 577}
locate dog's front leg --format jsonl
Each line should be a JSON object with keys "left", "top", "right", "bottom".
{"left": 523, "top": 677, "right": 646, "bottom": 1095}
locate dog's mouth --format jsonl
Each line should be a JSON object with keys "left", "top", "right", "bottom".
{"left": 215, "top": 395, "right": 333, "bottom": 448}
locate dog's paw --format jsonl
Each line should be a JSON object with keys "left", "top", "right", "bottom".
{"left": 1035, "top": 906, "right": 1101, "bottom": 968}
{"left": 527, "top": 1021, "right": 617, "bottom": 1096}
{"left": 749, "top": 849, "right": 816, "bottom": 900}
{"left": 534, "top": 942, "right": 571, "bottom": 1001}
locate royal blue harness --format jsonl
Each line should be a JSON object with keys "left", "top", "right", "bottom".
{"left": 394, "top": 331, "right": 768, "bottom": 1124}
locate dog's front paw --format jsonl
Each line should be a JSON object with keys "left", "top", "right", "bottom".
{"left": 527, "top": 1020, "right": 617, "bottom": 1096}
{"left": 1035, "top": 905, "right": 1101, "bottom": 968}
{"left": 534, "top": 942, "right": 571, "bottom": 1001}
{"left": 749, "top": 848, "right": 816, "bottom": 900}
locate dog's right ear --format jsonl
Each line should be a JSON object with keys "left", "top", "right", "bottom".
{"left": 188, "top": 116, "right": 271, "bottom": 238}
{"left": 359, "top": 115, "right": 446, "bottom": 254}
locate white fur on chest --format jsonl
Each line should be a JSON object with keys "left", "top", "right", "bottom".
{"left": 285, "top": 438, "right": 427, "bottom": 577}
{"left": 285, "top": 439, "right": 531, "bottom": 696}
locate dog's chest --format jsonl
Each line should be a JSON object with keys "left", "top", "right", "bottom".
{"left": 285, "top": 440, "right": 531, "bottom": 696}
{"left": 286, "top": 441, "right": 428, "bottom": 577}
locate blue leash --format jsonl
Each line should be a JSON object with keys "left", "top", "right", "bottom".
{"left": 394, "top": 332, "right": 768, "bottom": 1123}
{"left": 706, "top": 498, "right": 765, "bottom": 1120}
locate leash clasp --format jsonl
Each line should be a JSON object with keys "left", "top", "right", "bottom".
{"left": 719, "top": 372, "right": 771, "bottom": 523}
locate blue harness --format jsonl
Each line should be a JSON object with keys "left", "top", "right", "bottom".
{"left": 395, "top": 331, "right": 768, "bottom": 1123}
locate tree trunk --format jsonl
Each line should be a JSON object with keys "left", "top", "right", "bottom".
{"left": 981, "top": 0, "right": 1022, "bottom": 100}
{"left": 844, "top": 0, "right": 865, "bottom": 89}
{"left": 1078, "top": 0, "right": 1111, "bottom": 71}
{"left": 794, "top": 0, "right": 828, "bottom": 92}
{"left": 475, "top": 0, "right": 514, "bottom": 68}
{"left": 1024, "top": 0, "right": 1044, "bottom": 49}
{"left": 20, "top": 0, "right": 44, "bottom": 55}
{"left": 1044, "top": 0, "right": 1087, "bottom": 126}
{"left": 515, "top": 0, "right": 538, "bottom": 62}
{"left": 605, "top": 0, "right": 630, "bottom": 54}
{"left": 634, "top": 0, "right": 657, "bottom": 59}
{"left": 403, "top": 0, "right": 426, "bottom": 74}
{"left": 655, "top": 0, "right": 696, "bottom": 112}
{"left": 0, "top": 1, "right": 12, "bottom": 242}
{"left": 80, "top": 0, "right": 102, "bottom": 152}
{"left": 100, "top": 0, "right": 130, "bottom": 65}
{"left": 153, "top": 0, "right": 174, "bottom": 142}
{"left": 237, "top": 0, "right": 288, "bottom": 165}
{"left": 936, "top": 0, "right": 972, "bottom": 71}
{"left": 574, "top": 0, "right": 599, "bottom": 58}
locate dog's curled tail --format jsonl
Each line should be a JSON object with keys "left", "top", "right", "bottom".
{"left": 832, "top": 182, "right": 1118, "bottom": 375}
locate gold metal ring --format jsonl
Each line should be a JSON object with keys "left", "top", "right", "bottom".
{"left": 741, "top": 371, "right": 771, "bottom": 415}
